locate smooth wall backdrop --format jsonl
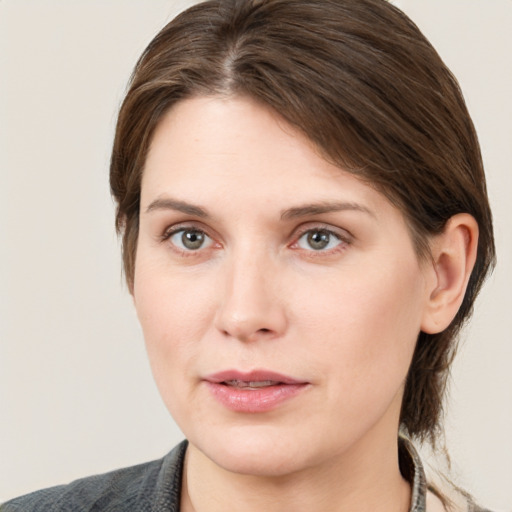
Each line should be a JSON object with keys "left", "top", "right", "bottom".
{"left": 1, "top": 1, "right": 511, "bottom": 509}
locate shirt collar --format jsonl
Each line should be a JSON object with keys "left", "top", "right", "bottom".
{"left": 399, "top": 434, "right": 428, "bottom": 512}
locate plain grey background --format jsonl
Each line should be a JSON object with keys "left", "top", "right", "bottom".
{"left": 1, "top": 1, "right": 511, "bottom": 509}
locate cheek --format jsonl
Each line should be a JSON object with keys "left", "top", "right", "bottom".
{"left": 133, "top": 266, "right": 219, "bottom": 429}
{"left": 295, "top": 256, "right": 426, "bottom": 392}
{"left": 133, "top": 258, "right": 217, "bottom": 379}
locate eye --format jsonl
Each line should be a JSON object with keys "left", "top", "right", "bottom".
{"left": 168, "top": 228, "right": 213, "bottom": 251}
{"left": 296, "top": 229, "right": 343, "bottom": 251}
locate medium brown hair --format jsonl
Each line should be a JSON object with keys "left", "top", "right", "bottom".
{"left": 110, "top": 0, "right": 495, "bottom": 443}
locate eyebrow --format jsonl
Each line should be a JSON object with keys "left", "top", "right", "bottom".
{"left": 145, "top": 198, "right": 209, "bottom": 217}
{"left": 144, "top": 197, "right": 374, "bottom": 220}
{"left": 280, "top": 201, "right": 375, "bottom": 220}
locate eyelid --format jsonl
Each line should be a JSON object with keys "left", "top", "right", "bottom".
{"left": 159, "top": 222, "right": 222, "bottom": 257}
{"left": 171, "top": 228, "right": 212, "bottom": 248}
{"left": 291, "top": 223, "right": 353, "bottom": 243}
{"left": 289, "top": 223, "right": 353, "bottom": 254}
{"left": 161, "top": 221, "right": 215, "bottom": 241}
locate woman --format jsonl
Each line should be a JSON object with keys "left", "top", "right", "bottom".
{"left": 1, "top": 0, "right": 497, "bottom": 511}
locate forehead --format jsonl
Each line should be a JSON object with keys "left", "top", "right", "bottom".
{"left": 144, "top": 95, "right": 333, "bottom": 182}
{"left": 141, "top": 95, "right": 406, "bottom": 229}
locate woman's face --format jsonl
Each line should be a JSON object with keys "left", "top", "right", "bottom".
{"left": 134, "top": 96, "right": 433, "bottom": 476}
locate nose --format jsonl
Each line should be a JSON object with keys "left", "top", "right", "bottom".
{"left": 214, "top": 250, "right": 288, "bottom": 343}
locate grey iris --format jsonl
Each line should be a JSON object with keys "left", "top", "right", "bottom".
{"left": 308, "top": 230, "right": 330, "bottom": 250}
{"left": 182, "top": 230, "right": 205, "bottom": 250}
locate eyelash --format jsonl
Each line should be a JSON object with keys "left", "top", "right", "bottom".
{"left": 160, "top": 224, "right": 351, "bottom": 257}
{"left": 291, "top": 225, "right": 351, "bottom": 257}
{"left": 160, "top": 225, "right": 216, "bottom": 257}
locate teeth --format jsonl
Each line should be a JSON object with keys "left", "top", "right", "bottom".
{"left": 224, "top": 380, "right": 280, "bottom": 388}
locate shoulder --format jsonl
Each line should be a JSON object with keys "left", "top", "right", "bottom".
{"left": 0, "top": 441, "right": 187, "bottom": 512}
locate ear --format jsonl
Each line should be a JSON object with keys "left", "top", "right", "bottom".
{"left": 421, "top": 213, "right": 479, "bottom": 334}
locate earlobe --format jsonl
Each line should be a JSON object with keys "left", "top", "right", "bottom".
{"left": 421, "top": 213, "right": 479, "bottom": 334}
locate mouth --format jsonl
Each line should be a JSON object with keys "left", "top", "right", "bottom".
{"left": 205, "top": 369, "right": 306, "bottom": 385}
{"left": 222, "top": 379, "right": 283, "bottom": 389}
{"left": 203, "top": 370, "right": 309, "bottom": 413}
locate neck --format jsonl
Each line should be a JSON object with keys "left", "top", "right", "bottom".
{"left": 181, "top": 429, "right": 411, "bottom": 512}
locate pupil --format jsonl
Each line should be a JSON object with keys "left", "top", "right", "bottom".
{"left": 308, "top": 230, "right": 329, "bottom": 250}
{"left": 182, "top": 230, "right": 204, "bottom": 250}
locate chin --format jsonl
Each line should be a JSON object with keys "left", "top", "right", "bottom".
{"left": 210, "top": 446, "right": 307, "bottom": 478}
{"left": 190, "top": 424, "right": 315, "bottom": 477}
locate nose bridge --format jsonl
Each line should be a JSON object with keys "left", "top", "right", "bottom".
{"left": 214, "top": 243, "right": 286, "bottom": 341}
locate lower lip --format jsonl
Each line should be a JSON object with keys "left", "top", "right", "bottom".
{"left": 205, "top": 382, "right": 308, "bottom": 413}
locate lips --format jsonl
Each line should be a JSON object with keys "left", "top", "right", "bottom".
{"left": 203, "top": 370, "right": 309, "bottom": 413}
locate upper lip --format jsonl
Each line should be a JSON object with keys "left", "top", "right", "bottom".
{"left": 204, "top": 369, "right": 307, "bottom": 385}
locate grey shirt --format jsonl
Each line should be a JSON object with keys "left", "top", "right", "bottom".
{"left": 0, "top": 438, "right": 491, "bottom": 511}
